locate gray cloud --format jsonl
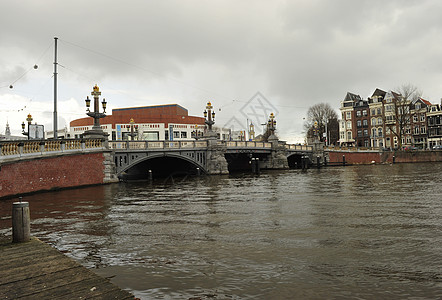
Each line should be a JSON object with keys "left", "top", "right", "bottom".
{"left": 2, "top": 0, "right": 442, "bottom": 140}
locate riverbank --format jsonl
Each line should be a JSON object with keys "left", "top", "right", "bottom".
{"left": 327, "top": 149, "right": 442, "bottom": 165}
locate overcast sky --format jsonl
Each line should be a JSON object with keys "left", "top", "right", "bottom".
{"left": 1, "top": 0, "right": 442, "bottom": 142}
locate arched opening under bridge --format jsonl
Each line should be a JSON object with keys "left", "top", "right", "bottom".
{"left": 119, "top": 155, "right": 205, "bottom": 180}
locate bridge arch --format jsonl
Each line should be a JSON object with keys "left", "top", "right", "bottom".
{"left": 287, "top": 152, "right": 312, "bottom": 169}
{"left": 115, "top": 151, "right": 207, "bottom": 179}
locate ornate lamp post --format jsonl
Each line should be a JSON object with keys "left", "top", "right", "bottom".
{"left": 267, "top": 112, "right": 278, "bottom": 143}
{"left": 192, "top": 124, "right": 200, "bottom": 140}
{"left": 268, "top": 113, "right": 276, "bottom": 135}
{"left": 21, "top": 113, "right": 33, "bottom": 139}
{"left": 203, "top": 101, "right": 217, "bottom": 138}
{"left": 83, "top": 84, "right": 108, "bottom": 138}
{"left": 128, "top": 118, "right": 138, "bottom": 140}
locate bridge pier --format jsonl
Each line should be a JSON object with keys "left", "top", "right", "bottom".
{"left": 205, "top": 140, "right": 229, "bottom": 175}
{"left": 267, "top": 138, "right": 289, "bottom": 170}
{"left": 311, "top": 140, "right": 326, "bottom": 167}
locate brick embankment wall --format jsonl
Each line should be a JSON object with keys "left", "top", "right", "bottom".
{"left": 327, "top": 150, "right": 442, "bottom": 165}
{"left": 327, "top": 151, "right": 382, "bottom": 164}
{"left": 0, "top": 152, "right": 107, "bottom": 198}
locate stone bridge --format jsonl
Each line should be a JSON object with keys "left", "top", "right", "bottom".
{"left": 110, "top": 139, "right": 315, "bottom": 177}
{"left": 0, "top": 138, "right": 318, "bottom": 197}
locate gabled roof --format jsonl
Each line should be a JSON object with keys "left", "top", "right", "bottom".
{"left": 371, "top": 88, "right": 386, "bottom": 98}
{"left": 343, "top": 92, "right": 361, "bottom": 102}
{"left": 419, "top": 97, "right": 432, "bottom": 106}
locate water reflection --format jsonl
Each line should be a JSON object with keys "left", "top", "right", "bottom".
{"left": 0, "top": 163, "right": 441, "bottom": 299}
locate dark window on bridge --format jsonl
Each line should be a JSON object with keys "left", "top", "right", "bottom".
{"left": 165, "top": 130, "right": 169, "bottom": 140}
{"left": 181, "top": 131, "right": 187, "bottom": 138}
{"left": 112, "top": 131, "right": 116, "bottom": 140}
{"left": 173, "top": 131, "right": 180, "bottom": 138}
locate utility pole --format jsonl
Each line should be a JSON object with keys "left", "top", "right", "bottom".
{"left": 53, "top": 37, "right": 58, "bottom": 139}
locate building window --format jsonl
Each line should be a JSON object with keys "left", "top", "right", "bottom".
{"left": 347, "top": 131, "right": 352, "bottom": 140}
{"left": 363, "top": 119, "right": 368, "bottom": 127}
{"left": 377, "top": 108, "right": 382, "bottom": 115}
{"left": 371, "top": 109, "right": 376, "bottom": 116}
{"left": 386, "top": 115, "right": 395, "bottom": 122}
{"left": 378, "top": 128, "right": 383, "bottom": 137}
{"left": 420, "top": 127, "right": 426, "bottom": 134}
{"left": 181, "top": 131, "right": 187, "bottom": 138}
{"left": 357, "top": 120, "right": 362, "bottom": 127}
{"left": 356, "top": 111, "right": 361, "bottom": 117}
{"left": 346, "top": 121, "right": 352, "bottom": 129}
{"left": 414, "top": 126, "right": 420, "bottom": 134}
{"left": 165, "top": 130, "right": 169, "bottom": 140}
{"left": 363, "top": 110, "right": 367, "bottom": 116}
{"left": 377, "top": 118, "right": 382, "bottom": 125}
{"left": 371, "top": 118, "right": 376, "bottom": 126}
{"left": 413, "top": 115, "right": 418, "bottom": 122}
{"left": 372, "top": 128, "right": 377, "bottom": 137}
{"left": 364, "top": 139, "right": 369, "bottom": 147}
{"left": 173, "top": 131, "right": 180, "bottom": 138}
{"left": 364, "top": 129, "right": 368, "bottom": 136}
{"left": 420, "top": 115, "right": 425, "bottom": 122}
{"left": 346, "top": 112, "right": 351, "bottom": 119}
{"left": 358, "top": 130, "right": 362, "bottom": 137}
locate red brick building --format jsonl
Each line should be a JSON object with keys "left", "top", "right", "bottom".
{"left": 70, "top": 104, "right": 206, "bottom": 140}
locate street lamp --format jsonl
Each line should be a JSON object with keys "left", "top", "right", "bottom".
{"left": 83, "top": 84, "right": 108, "bottom": 138}
{"left": 268, "top": 112, "right": 276, "bottom": 135}
{"left": 204, "top": 101, "right": 216, "bottom": 137}
{"left": 128, "top": 118, "right": 138, "bottom": 140}
{"left": 21, "top": 113, "right": 33, "bottom": 140}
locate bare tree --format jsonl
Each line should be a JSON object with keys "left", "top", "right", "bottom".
{"left": 304, "top": 103, "right": 339, "bottom": 145}
{"left": 385, "top": 84, "right": 422, "bottom": 149}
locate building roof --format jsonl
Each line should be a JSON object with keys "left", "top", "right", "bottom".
{"left": 70, "top": 104, "right": 205, "bottom": 128}
{"left": 344, "top": 92, "right": 361, "bottom": 102}
{"left": 419, "top": 97, "right": 432, "bottom": 106}
{"left": 371, "top": 88, "right": 386, "bottom": 98}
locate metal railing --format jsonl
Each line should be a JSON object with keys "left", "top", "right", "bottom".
{"left": 0, "top": 139, "right": 105, "bottom": 159}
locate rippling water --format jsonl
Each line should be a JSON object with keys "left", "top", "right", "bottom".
{"left": 1, "top": 163, "right": 441, "bottom": 299}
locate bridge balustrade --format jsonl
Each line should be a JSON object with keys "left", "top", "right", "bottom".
{"left": 285, "top": 144, "right": 313, "bottom": 151}
{"left": 226, "top": 141, "right": 272, "bottom": 148}
{"left": 147, "top": 141, "right": 163, "bottom": 149}
{"left": 1, "top": 142, "right": 20, "bottom": 156}
{"left": 23, "top": 142, "right": 41, "bottom": 154}
{"left": 64, "top": 140, "right": 82, "bottom": 150}
{"left": 0, "top": 139, "right": 105, "bottom": 160}
{"left": 109, "top": 140, "right": 209, "bottom": 151}
{"left": 44, "top": 141, "right": 61, "bottom": 152}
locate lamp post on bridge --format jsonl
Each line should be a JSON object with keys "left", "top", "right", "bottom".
{"left": 83, "top": 84, "right": 108, "bottom": 139}
{"left": 21, "top": 114, "right": 33, "bottom": 140}
{"left": 267, "top": 112, "right": 278, "bottom": 143}
{"left": 128, "top": 118, "right": 138, "bottom": 140}
{"left": 203, "top": 101, "right": 217, "bottom": 139}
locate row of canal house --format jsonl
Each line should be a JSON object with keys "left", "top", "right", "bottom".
{"left": 339, "top": 88, "right": 442, "bottom": 149}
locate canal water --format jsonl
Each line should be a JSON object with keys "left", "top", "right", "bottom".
{"left": 1, "top": 163, "right": 441, "bottom": 299}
